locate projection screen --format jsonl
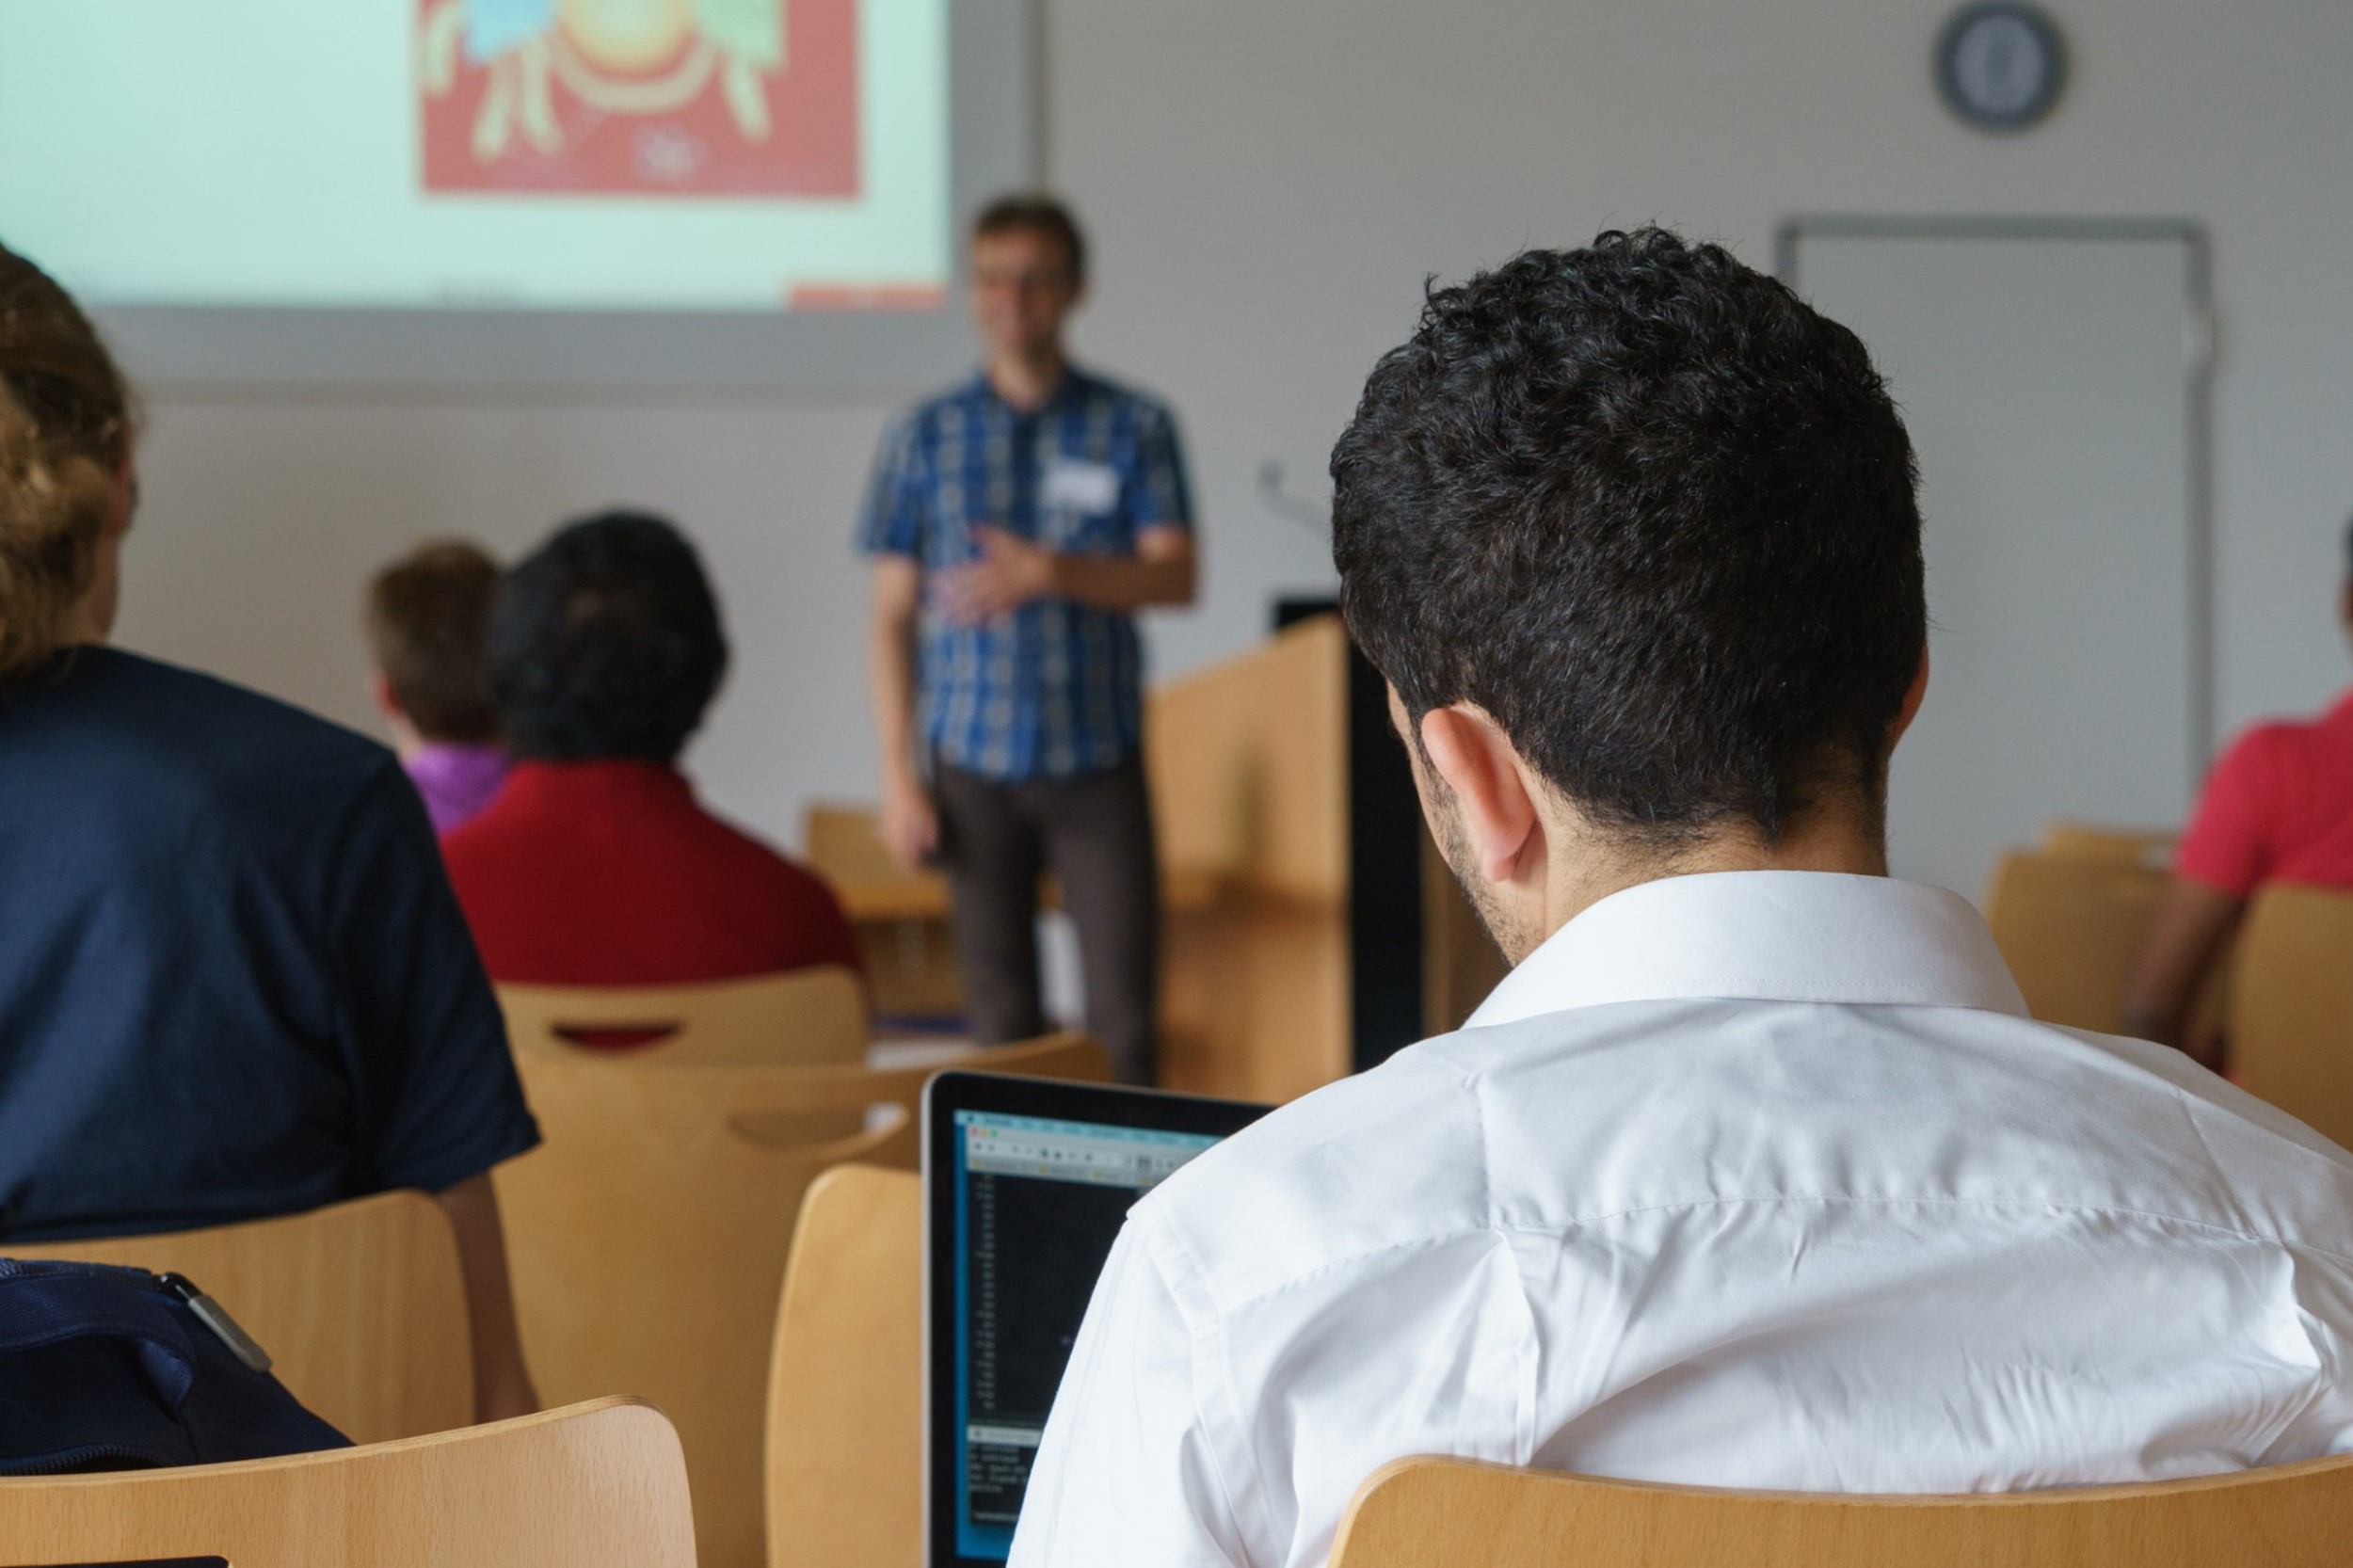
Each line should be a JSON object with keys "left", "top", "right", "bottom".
{"left": 0, "top": 0, "right": 1033, "bottom": 387}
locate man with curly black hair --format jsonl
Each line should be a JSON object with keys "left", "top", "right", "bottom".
{"left": 1010, "top": 232, "right": 2353, "bottom": 1568}
{"left": 442, "top": 510, "right": 860, "bottom": 994}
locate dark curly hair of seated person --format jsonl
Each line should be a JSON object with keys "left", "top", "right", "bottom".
{"left": 488, "top": 509, "right": 728, "bottom": 763}
{"left": 1330, "top": 227, "right": 1925, "bottom": 850}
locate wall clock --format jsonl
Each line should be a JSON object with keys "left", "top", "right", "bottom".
{"left": 1936, "top": 2, "right": 2068, "bottom": 133}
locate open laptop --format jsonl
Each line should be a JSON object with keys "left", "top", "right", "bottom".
{"left": 921, "top": 1070, "right": 1268, "bottom": 1566}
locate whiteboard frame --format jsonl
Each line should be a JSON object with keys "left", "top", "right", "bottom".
{"left": 92, "top": 0, "right": 1034, "bottom": 395}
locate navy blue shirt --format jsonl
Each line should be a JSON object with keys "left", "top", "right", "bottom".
{"left": 0, "top": 647, "right": 538, "bottom": 1241}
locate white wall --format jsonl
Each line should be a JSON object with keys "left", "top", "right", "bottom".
{"left": 118, "top": 0, "right": 2353, "bottom": 851}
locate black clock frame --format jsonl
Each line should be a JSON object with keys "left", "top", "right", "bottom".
{"left": 1935, "top": 1, "right": 2069, "bottom": 134}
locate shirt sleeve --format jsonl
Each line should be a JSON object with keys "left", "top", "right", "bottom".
{"left": 2175, "top": 726, "right": 2282, "bottom": 897}
{"left": 856, "top": 412, "right": 929, "bottom": 558}
{"left": 1129, "top": 402, "right": 1195, "bottom": 534}
{"left": 327, "top": 758, "right": 540, "bottom": 1193}
{"left": 1007, "top": 1220, "right": 1254, "bottom": 1568}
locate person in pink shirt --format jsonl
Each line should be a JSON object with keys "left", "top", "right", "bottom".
{"left": 364, "top": 540, "right": 511, "bottom": 834}
{"left": 2127, "top": 519, "right": 2353, "bottom": 1065}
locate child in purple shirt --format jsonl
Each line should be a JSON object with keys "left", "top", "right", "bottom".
{"left": 365, "top": 541, "right": 510, "bottom": 835}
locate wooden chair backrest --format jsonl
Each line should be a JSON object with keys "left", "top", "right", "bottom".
{"left": 1329, "top": 1452, "right": 2353, "bottom": 1568}
{"left": 498, "top": 1032, "right": 1109, "bottom": 1568}
{"left": 807, "top": 805, "right": 913, "bottom": 888}
{"left": 0, "top": 1397, "right": 692, "bottom": 1568}
{"left": 766, "top": 1164, "right": 921, "bottom": 1568}
{"left": 2041, "top": 820, "right": 2178, "bottom": 870}
{"left": 1982, "top": 850, "right": 2169, "bottom": 1034}
{"left": 11, "top": 1190, "right": 471, "bottom": 1445}
{"left": 499, "top": 965, "right": 870, "bottom": 1066}
{"left": 2232, "top": 884, "right": 2353, "bottom": 1147}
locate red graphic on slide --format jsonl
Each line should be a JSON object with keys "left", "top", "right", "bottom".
{"left": 418, "top": 0, "right": 857, "bottom": 198}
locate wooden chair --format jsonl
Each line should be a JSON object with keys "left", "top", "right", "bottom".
{"left": 0, "top": 1396, "right": 692, "bottom": 1568}
{"left": 805, "top": 806, "right": 970, "bottom": 1024}
{"left": 499, "top": 965, "right": 870, "bottom": 1066}
{"left": 766, "top": 1165, "right": 921, "bottom": 1568}
{"left": 807, "top": 805, "right": 920, "bottom": 891}
{"left": 2232, "top": 884, "right": 2353, "bottom": 1147}
{"left": 2041, "top": 819, "right": 2178, "bottom": 870}
{"left": 11, "top": 1190, "right": 471, "bottom": 1445}
{"left": 497, "top": 1032, "right": 1109, "bottom": 1568}
{"left": 1982, "top": 849, "right": 2170, "bottom": 1034}
{"left": 1328, "top": 1452, "right": 2353, "bottom": 1568}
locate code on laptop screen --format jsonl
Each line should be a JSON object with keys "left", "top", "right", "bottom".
{"left": 949, "top": 1110, "right": 1222, "bottom": 1559}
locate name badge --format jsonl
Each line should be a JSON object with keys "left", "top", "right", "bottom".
{"left": 1041, "top": 456, "right": 1120, "bottom": 514}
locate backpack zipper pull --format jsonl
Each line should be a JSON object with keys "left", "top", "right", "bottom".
{"left": 155, "top": 1272, "right": 274, "bottom": 1373}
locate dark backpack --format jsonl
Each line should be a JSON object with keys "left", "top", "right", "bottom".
{"left": 0, "top": 1257, "right": 350, "bottom": 1475}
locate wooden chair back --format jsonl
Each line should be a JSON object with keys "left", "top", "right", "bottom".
{"left": 2232, "top": 884, "right": 2353, "bottom": 1146}
{"left": 11, "top": 1190, "right": 471, "bottom": 1445}
{"left": 0, "top": 1397, "right": 692, "bottom": 1568}
{"left": 2041, "top": 820, "right": 2178, "bottom": 870}
{"left": 498, "top": 1032, "right": 1109, "bottom": 1568}
{"left": 1982, "top": 850, "right": 2169, "bottom": 1034}
{"left": 499, "top": 965, "right": 870, "bottom": 1066}
{"left": 1329, "top": 1452, "right": 2353, "bottom": 1568}
{"left": 766, "top": 1164, "right": 921, "bottom": 1568}
{"left": 807, "top": 805, "right": 914, "bottom": 889}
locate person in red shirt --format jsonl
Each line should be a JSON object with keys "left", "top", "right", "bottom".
{"left": 2127, "top": 520, "right": 2353, "bottom": 1064}
{"left": 442, "top": 510, "right": 861, "bottom": 990}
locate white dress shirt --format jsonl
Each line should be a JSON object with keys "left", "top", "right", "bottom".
{"left": 1007, "top": 872, "right": 2353, "bottom": 1568}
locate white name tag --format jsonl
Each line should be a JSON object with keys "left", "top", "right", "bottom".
{"left": 1041, "top": 456, "right": 1120, "bottom": 514}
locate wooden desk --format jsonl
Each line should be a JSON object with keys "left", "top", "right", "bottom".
{"left": 834, "top": 866, "right": 1227, "bottom": 923}
{"left": 813, "top": 825, "right": 1232, "bottom": 1027}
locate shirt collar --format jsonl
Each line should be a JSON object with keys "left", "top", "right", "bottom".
{"left": 405, "top": 741, "right": 506, "bottom": 787}
{"left": 504, "top": 757, "right": 696, "bottom": 804}
{"left": 966, "top": 363, "right": 1087, "bottom": 418}
{"left": 1465, "top": 871, "right": 2029, "bottom": 1030}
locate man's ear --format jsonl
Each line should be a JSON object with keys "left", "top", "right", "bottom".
{"left": 1418, "top": 704, "right": 1542, "bottom": 885}
{"left": 369, "top": 671, "right": 403, "bottom": 721}
{"left": 1890, "top": 643, "right": 1931, "bottom": 747}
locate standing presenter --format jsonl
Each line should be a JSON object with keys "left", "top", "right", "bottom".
{"left": 859, "top": 195, "right": 1197, "bottom": 1084}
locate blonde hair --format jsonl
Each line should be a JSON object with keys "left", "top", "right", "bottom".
{"left": 0, "top": 243, "right": 133, "bottom": 693}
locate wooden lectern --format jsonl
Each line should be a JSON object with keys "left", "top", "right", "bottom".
{"left": 812, "top": 614, "right": 1505, "bottom": 1103}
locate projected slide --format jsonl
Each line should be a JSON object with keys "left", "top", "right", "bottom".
{"left": 0, "top": 0, "right": 949, "bottom": 312}
{"left": 419, "top": 0, "right": 855, "bottom": 199}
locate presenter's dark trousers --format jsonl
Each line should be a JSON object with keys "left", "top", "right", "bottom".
{"left": 933, "top": 755, "right": 1159, "bottom": 1084}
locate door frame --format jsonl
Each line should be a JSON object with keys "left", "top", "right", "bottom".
{"left": 1774, "top": 215, "right": 2217, "bottom": 779}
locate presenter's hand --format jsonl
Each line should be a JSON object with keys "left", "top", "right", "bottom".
{"left": 935, "top": 526, "right": 1056, "bottom": 624}
{"left": 881, "top": 775, "right": 941, "bottom": 870}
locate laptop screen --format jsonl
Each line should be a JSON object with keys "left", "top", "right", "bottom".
{"left": 946, "top": 1108, "right": 1225, "bottom": 1559}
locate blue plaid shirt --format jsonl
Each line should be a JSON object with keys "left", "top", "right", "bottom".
{"left": 858, "top": 367, "right": 1194, "bottom": 781}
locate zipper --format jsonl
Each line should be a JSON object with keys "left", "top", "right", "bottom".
{"left": 153, "top": 1273, "right": 274, "bottom": 1373}
{"left": 3, "top": 1442, "right": 176, "bottom": 1477}
{"left": 0, "top": 1256, "right": 274, "bottom": 1373}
